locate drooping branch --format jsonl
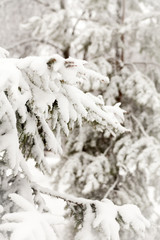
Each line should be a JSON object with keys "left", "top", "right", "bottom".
{"left": 20, "top": 156, "right": 93, "bottom": 206}
{"left": 31, "top": 182, "right": 94, "bottom": 206}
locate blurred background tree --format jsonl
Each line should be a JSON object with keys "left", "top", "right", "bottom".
{"left": 1, "top": 0, "right": 160, "bottom": 239}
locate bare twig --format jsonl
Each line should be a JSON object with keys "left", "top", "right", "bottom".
{"left": 33, "top": 0, "right": 56, "bottom": 12}
{"left": 72, "top": 10, "right": 86, "bottom": 36}
{"left": 130, "top": 113, "right": 149, "bottom": 138}
{"left": 5, "top": 38, "right": 63, "bottom": 51}
{"left": 121, "top": 0, "right": 125, "bottom": 24}
{"left": 121, "top": 0, "right": 125, "bottom": 62}
{"left": 103, "top": 176, "right": 119, "bottom": 198}
{"left": 103, "top": 140, "right": 115, "bottom": 156}
{"left": 60, "top": 0, "right": 65, "bottom": 9}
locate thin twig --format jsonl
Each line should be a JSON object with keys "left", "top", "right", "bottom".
{"left": 5, "top": 38, "right": 63, "bottom": 51}
{"left": 20, "top": 157, "right": 94, "bottom": 206}
{"left": 130, "top": 113, "right": 149, "bottom": 138}
{"left": 104, "top": 176, "right": 119, "bottom": 198}
{"left": 33, "top": 0, "right": 56, "bottom": 12}
{"left": 72, "top": 10, "right": 86, "bottom": 36}
{"left": 125, "top": 61, "right": 160, "bottom": 68}
{"left": 60, "top": 0, "right": 65, "bottom": 9}
{"left": 31, "top": 182, "right": 94, "bottom": 206}
{"left": 103, "top": 141, "right": 114, "bottom": 156}
{"left": 121, "top": 0, "right": 125, "bottom": 24}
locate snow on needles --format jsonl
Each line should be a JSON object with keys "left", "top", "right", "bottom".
{"left": 74, "top": 198, "right": 149, "bottom": 240}
{"left": 0, "top": 194, "right": 64, "bottom": 240}
{"left": 0, "top": 52, "right": 127, "bottom": 172}
{"left": 0, "top": 193, "right": 149, "bottom": 240}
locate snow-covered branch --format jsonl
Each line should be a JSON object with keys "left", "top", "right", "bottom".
{"left": 0, "top": 186, "right": 150, "bottom": 240}
{"left": 0, "top": 52, "right": 127, "bottom": 173}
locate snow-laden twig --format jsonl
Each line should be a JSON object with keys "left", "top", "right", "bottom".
{"left": 31, "top": 182, "right": 94, "bottom": 206}
{"left": 20, "top": 154, "right": 93, "bottom": 206}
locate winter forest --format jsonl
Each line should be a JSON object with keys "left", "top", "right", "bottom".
{"left": 0, "top": 0, "right": 160, "bottom": 239}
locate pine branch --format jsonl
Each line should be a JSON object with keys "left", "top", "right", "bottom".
{"left": 31, "top": 182, "right": 95, "bottom": 206}
{"left": 120, "top": 0, "right": 125, "bottom": 62}
{"left": 20, "top": 155, "right": 94, "bottom": 206}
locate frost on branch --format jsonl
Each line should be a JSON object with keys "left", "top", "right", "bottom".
{"left": 0, "top": 53, "right": 126, "bottom": 173}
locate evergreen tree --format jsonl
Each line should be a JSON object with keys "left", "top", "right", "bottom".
{"left": 0, "top": 0, "right": 160, "bottom": 239}
{"left": 0, "top": 47, "right": 149, "bottom": 239}
{"left": 21, "top": 0, "right": 160, "bottom": 238}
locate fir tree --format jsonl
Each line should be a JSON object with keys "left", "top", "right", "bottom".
{"left": 0, "top": 0, "right": 160, "bottom": 239}
{"left": 20, "top": 0, "right": 160, "bottom": 238}
{"left": 0, "top": 47, "right": 149, "bottom": 240}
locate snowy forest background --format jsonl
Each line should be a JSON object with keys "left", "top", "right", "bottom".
{"left": 0, "top": 0, "right": 160, "bottom": 239}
